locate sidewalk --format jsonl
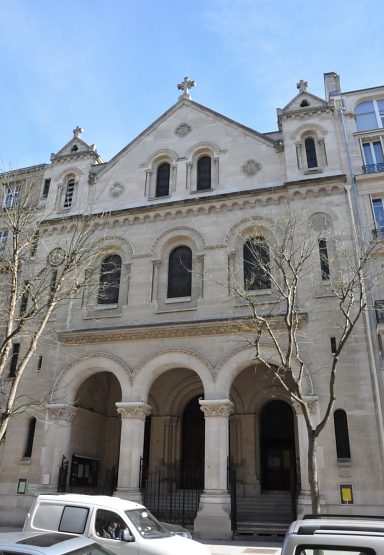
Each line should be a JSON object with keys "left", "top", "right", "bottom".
{"left": 201, "top": 537, "right": 283, "bottom": 555}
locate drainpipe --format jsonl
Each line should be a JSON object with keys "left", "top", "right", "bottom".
{"left": 336, "top": 95, "right": 384, "bottom": 472}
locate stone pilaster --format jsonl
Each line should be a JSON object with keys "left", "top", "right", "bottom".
{"left": 194, "top": 399, "right": 234, "bottom": 540}
{"left": 115, "top": 402, "right": 151, "bottom": 502}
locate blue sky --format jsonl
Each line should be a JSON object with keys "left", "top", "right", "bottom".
{"left": 0, "top": 0, "right": 383, "bottom": 169}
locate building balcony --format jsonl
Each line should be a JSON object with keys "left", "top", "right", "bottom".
{"left": 362, "top": 163, "right": 384, "bottom": 174}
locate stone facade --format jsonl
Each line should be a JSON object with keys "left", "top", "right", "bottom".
{"left": 0, "top": 73, "right": 384, "bottom": 538}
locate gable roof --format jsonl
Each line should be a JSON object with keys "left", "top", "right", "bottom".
{"left": 51, "top": 128, "right": 103, "bottom": 164}
{"left": 97, "top": 98, "right": 279, "bottom": 177}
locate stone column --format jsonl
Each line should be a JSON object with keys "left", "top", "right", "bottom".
{"left": 39, "top": 404, "right": 77, "bottom": 492}
{"left": 115, "top": 402, "right": 151, "bottom": 503}
{"left": 194, "top": 399, "right": 234, "bottom": 540}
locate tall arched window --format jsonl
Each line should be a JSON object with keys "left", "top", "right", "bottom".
{"left": 167, "top": 246, "right": 192, "bottom": 298}
{"left": 305, "top": 137, "right": 318, "bottom": 168}
{"left": 97, "top": 254, "right": 122, "bottom": 305}
{"left": 197, "top": 156, "right": 211, "bottom": 190}
{"left": 156, "top": 162, "right": 170, "bottom": 197}
{"left": 334, "top": 409, "right": 351, "bottom": 459}
{"left": 23, "top": 418, "right": 36, "bottom": 458}
{"left": 243, "top": 237, "right": 271, "bottom": 290}
{"left": 355, "top": 100, "right": 384, "bottom": 131}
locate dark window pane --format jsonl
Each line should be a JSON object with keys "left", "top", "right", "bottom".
{"left": 334, "top": 409, "right": 351, "bottom": 459}
{"left": 24, "top": 418, "right": 36, "bottom": 458}
{"left": 156, "top": 163, "right": 170, "bottom": 197}
{"left": 318, "top": 239, "right": 330, "bottom": 280}
{"left": 305, "top": 137, "right": 318, "bottom": 168}
{"left": 197, "top": 156, "right": 211, "bottom": 190}
{"left": 9, "top": 343, "right": 20, "bottom": 378}
{"left": 97, "top": 254, "right": 122, "bottom": 305}
{"left": 243, "top": 237, "right": 271, "bottom": 290}
{"left": 167, "top": 246, "right": 192, "bottom": 298}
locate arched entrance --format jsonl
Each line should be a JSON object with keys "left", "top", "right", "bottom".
{"left": 181, "top": 396, "right": 205, "bottom": 487}
{"left": 68, "top": 371, "right": 121, "bottom": 494}
{"left": 260, "top": 400, "right": 295, "bottom": 491}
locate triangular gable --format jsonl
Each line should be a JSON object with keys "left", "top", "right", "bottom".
{"left": 281, "top": 91, "right": 328, "bottom": 113}
{"left": 97, "top": 99, "right": 278, "bottom": 177}
{"left": 51, "top": 127, "right": 102, "bottom": 162}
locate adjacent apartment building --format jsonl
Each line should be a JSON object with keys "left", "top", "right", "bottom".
{"left": 0, "top": 72, "right": 384, "bottom": 538}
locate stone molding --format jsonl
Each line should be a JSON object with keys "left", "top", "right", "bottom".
{"left": 116, "top": 402, "right": 151, "bottom": 420}
{"left": 292, "top": 395, "right": 319, "bottom": 414}
{"left": 199, "top": 399, "right": 234, "bottom": 417}
{"left": 57, "top": 315, "right": 307, "bottom": 346}
{"left": 135, "top": 347, "right": 215, "bottom": 377}
{"left": 47, "top": 403, "right": 77, "bottom": 422}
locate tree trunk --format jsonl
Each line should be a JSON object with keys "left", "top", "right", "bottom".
{"left": 308, "top": 432, "right": 320, "bottom": 514}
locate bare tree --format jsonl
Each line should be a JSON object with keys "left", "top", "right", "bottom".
{"left": 229, "top": 210, "right": 377, "bottom": 513}
{"left": 0, "top": 174, "right": 109, "bottom": 442}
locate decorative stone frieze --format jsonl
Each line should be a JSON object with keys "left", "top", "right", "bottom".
{"left": 116, "top": 402, "right": 151, "bottom": 420}
{"left": 47, "top": 403, "right": 77, "bottom": 422}
{"left": 199, "top": 399, "right": 234, "bottom": 417}
{"left": 292, "top": 395, "right": 318, "bottom": 415}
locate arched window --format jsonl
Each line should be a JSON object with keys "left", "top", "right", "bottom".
{"left": 63, "top": 177, "right": 75, "bottom": 208}
{"left": 156, "top": 162, "right": 170, "bottom": 197}
{"left": 334, "top": 409, "right": 351, "bottom": 459}
{"left": 167, "top": 246, "right": 192, "bottom": 298}
{"left": 243, "top": 237, "right": 271, "bottom": 290}
{"left": 305, "top": 137, "right": 318, "bottom": 168}
{"left": 23, "top": 418, "right": 36, "bottom": 458}
{"left": 197, "top": 156, "right": 211, "bottom": 190}
{"left": 318, "top": 239, "right": 330, "bottom": 280}
{"left": 355, "top": 100, "right": 384, "bottom": 131}
{"left": 97, "top": 254, "right": 122, "bottom": 305}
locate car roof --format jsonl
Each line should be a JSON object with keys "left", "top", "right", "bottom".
{"left": 0, "top": 532, "right": 97, "bottom": 554}
{"left": 289, "top": 516, "right": 384, "bottom": 536}
{"left": 36, "top": 494, "right": 144, "bottom": 512}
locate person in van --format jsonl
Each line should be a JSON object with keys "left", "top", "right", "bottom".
{"left": 101, "top": 521, "right": 118, "bottom": 539}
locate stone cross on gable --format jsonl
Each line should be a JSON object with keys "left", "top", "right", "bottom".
{"left": 296, "top": 80, "right": 308, "bottom": 94}
{"left": 73, "top": 126, "right": 83, "bottom": 138}
{"left": 177, "top": 76, "right": 196, "bottom": 99}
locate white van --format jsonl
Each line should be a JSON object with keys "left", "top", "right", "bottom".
{"left": 23, "top": 494, "right": 210, "bottom": 555}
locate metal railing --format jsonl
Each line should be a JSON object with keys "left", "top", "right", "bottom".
{"left": 362, "top": 163, "right": 384, "bottom": 174}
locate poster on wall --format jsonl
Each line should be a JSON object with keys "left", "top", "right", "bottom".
{"left": 17, "top": 478, "right": 27, "bottom": 495}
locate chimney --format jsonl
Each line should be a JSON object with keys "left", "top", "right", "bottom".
{"left": 324, "top": 72, "right": 341, "bottom": 100}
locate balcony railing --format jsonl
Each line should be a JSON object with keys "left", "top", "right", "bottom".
{"left": 362, "top": 163, "right": 384, "bottom": 174}
{"left": 374, "top": 300, "right": 384, "bottom": 324}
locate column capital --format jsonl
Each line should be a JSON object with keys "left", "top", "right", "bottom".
{"left": 199, "top": 399, "right": 234, "bottom": 417}
{"left": 47, "top": 403, "right": 77, "bottom": 422}
{"left": 116, "top": 402, "right": 151, "bottom": 420}
{"left": 292, "top": 395, "right": 318, "bottom": 415}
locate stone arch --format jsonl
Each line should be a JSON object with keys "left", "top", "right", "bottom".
{"left": 133, "top": 348, "right": 215, "bottom": 401}
{"left": 51, "top": 353, "right": 134, "bottom": 404}
{"left": 215, "top": 344, "right": 314, "bottom": 399}
{"left": 224, "top": 215, "right": 275, "bottom": 250}
{"left": 151, "top": 225, "right": 206, "bottom": 259}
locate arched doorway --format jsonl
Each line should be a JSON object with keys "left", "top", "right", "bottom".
{"left": 260, "top": 400, "right": 295, "bottom": 491}
{"left": 181, "top": 396, "right": 205, "bottom": 487}
{"left": 69, "top": 371, "right": 121, "bottom": 494}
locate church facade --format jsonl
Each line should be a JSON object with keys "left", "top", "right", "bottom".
{"left": 1, "top": 73, "right": 384, "bottom": 538}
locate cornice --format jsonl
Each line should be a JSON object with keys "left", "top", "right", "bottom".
{"left": 57, "top": 314, "right": 308, "bottom": 345}
{"left": 280, "top": 107, "right": 334, "bottom": 120}
{"left": 0, "top": 164, "right": 47, "bottom": 180}
{"left": 38, "top": 177, "right": 346, "bottom": 237}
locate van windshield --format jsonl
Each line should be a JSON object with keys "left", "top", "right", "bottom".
{"left": 125, "top": 509, "right": 171, "bottom": 539}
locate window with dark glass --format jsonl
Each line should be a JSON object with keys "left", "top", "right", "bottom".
{"left": 42, "top": 179, "right": 51, "bottom": 198}
{"left": 155, "top": 163, "right": 170, "bottom": 197}
{"left": 362, "top": 141, "right": 384, "bottom": 173}
{"left": 20, "top": 281, "right": 30, "bottom": 316}
{"left": 167, "top": 246, "right": 192, "bottom": 298}
{"left": 97, "top": 254, "right": 122, "bottom": 305}
{"left": 0, "top": 230, "right": 8, "bottom": 250}
{"left": 3, "top": 185, "right": 21, "bottom": 209}
{"left": 9, "top": 343, "right": 20, "bottom": 378}
{"left": 334, "top": 409, "right": 351, "bottom": 459}
{"left": 23, "top": 418, "right": 36, "bottom": 458}
{"left": 318, "top": 239, "right": 330, "bottom": 280}
{"left": 197, "top": 156, "right": 212, "bottom": 190}
{"left": 30, "top": 231, "right": 39, "bottom": 257}
{"left": 243, "top": 237, "right": 271, "bottom": 290}
{"left": 305, "top": 137, "right": 318, "bottom": 168}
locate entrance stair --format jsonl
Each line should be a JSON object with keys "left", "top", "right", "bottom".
{"left": 234, "top": 491, "right": 293, "bottom": 536}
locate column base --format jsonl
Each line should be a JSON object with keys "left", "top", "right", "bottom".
{"left": 194, "top": 490, "right": 232, "bottom": 540}
{"left": 114, "top": 487, "right": 143, "bottom": 504}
